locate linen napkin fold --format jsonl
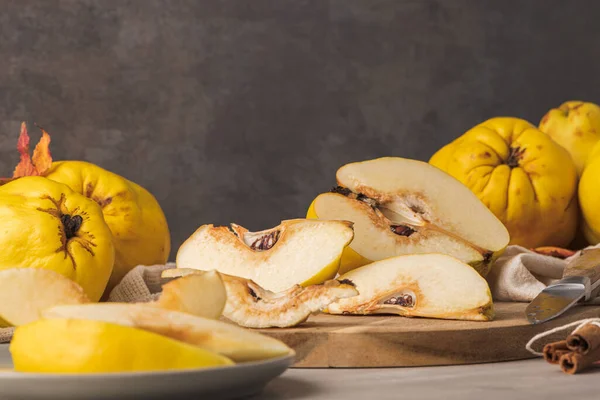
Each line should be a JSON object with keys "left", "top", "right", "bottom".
{"left": 487, "top": 243, "right": 600, "bottom": 302}
{"left": 107, "top": 263, "right": 175, "bottom": 303}
{"left": 2, "top": 244, "right": 600, "bottom": 343}
{"left": 0, "top": 328, "right": 13, "bottom": 343}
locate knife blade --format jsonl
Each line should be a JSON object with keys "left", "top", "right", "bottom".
{"left": 526, "top": 248, "right": 600, "bottom": 324}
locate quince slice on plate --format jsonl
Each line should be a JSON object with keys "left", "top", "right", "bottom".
{"left": 10, "top": 318, "right": 233, "bottom": 373}
{"left": 0, "top": 268, "right": 90, "bottom": 327}
{"left": 42, "top": 303, "right": 292, "bottom": 362}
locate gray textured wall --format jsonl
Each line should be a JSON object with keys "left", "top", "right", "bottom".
{"left": 1, "top": 0, "right": 599, "bottom": 259}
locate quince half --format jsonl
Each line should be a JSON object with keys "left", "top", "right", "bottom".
{"left": 539, "top": 100, "right": 600, "bottom": 176}
{"left": 0, "top": 176, "right": 115, "bottom": 302}
{"left": 307, "top": 157, "right": 509, "bottom": 277}
{"left": 430, "top": 117, "right": 578, "bottom": 249}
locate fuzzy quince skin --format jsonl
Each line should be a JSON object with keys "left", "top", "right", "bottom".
{"left": 430, "top": 117, "right": 578, "bottom": 248}
{"left": 0, "top": 176, "right": 115, "bottom": 302}
{"left": 539, "top": 101, "right": 600, "bottom": 176}
{"left": 45, "top": 161, "right": 171, "bottom": 292}
{"left": 579, "top": 152, "right": 600, "bottom": 245}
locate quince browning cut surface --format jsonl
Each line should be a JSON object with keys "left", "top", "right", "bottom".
{"left": 176, "top": 219, "right": 355, "bottom": 292}
{"left": 326, "top": 253, "right": 494, "bottom": 321}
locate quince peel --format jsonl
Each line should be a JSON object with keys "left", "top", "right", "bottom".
{"left": 531, "top": 246, "right": 577, "bottom": 259}
{"left": 1, "top": 122, "right": 52, "bottom": 184}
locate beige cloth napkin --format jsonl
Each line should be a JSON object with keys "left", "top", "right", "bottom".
{"left": 0, "top": 328, "right": 13, "bottom": 343}
{"left": 107, "top": 263, "right": 175, "bottom": 303}
{"left": 487, "top": 244, "right": 600, "bottom": 302}
{"left": 2, "top": 245, "right": 600, "bottom": 343}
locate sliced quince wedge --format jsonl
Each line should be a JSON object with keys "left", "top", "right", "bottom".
{"left": 10, "top": 318, "right": 233, "bottom": 373}
{"left": 162, "top": 268, "right": 359, "bottom": 328}
{"left": 176, "top": 219, "right": 354, "bottom": 292}
{"left": 308, "top": 157, "right": 510, "bottom": 276}
{"left": 156, "top": 270, "right": 227, "bottom": 320}
{"left": 0, "top": 268, "right": 90, "bottom": 327}
{"left": 42, "top": 303, "right": 292, "bottom": 362}
{"left": 326, "top": 253, "right": 494, "bottom": 321}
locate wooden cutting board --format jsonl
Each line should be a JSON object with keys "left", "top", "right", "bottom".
{"left": 257, "top": 302, "right": 600, "bottom": 368}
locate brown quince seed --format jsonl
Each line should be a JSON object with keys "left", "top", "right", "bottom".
{"left": 390, "top": 225, "right": 416, "bottom": 237}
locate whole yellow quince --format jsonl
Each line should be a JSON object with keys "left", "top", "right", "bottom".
{"left": 1, "top": 123, "right": 171, "bottom": 296}
{"left": 10, "top": 318, "right": 233, "bottom": 373}
{"left": 45, "top": 161, "right": 171, "bottom": 293}
{"left": 0, "top": 176, "right": 115, "bottom": 301}
{"left": 579, "top": 149, "right": 600, "bottom": 245}
{"left": 430, "top": 117, "right": 578, "bottom": 248}
{"left": 538, "top": 101, "right": 600, "bottom": 175}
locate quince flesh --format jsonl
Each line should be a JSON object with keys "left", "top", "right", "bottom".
{"left": 0, "top": 268, "right": 90, "bottom": 327}
{"left": 0, "top": 176, "right": 115, "bottom": 302}
{"left": 10, "top": 318, "right": 233, "bottom": 373}
{"left": 539, "top": 101, "right": 600, "bottom": 176}
{"left": 430, "top": 117, "right": 578, "bottom": 248}
{"left": 176, "top": 219, "right": 354, "bottom": 292}
{"left": 326, "top": 253, "right": 494, "bottom": 321}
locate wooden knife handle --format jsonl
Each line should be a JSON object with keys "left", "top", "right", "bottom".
{"left": 563, "top": 248, "right": 600, "bottom": 286}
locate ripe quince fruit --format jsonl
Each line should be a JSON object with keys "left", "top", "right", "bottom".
{"left": 579, "top": 150, "right": 600, "bottom": 245}
{"left": 45, "top": 161, "right": 171, "bottom": 292}
{"left": 538, "top": 101, "right": 600, "bottom": 176}
{"left": 0, "top": 176, "right": 115, "bottom": 302}
{"left": 430, "top": 117, "right": 578, "bottom": 248}
{"left": 1, "top": 123, "right": 171, "bottom": 294}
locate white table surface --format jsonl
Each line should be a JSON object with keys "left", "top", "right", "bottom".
{"left": 256, "top": 359, "right": 599, "bottom": 400}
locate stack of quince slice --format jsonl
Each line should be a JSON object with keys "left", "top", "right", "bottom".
{"left": 176, "top": 157, "right": 506, "bottom": 323}
{"left": 1, "top": 268, "right": 294, "bottom": 373}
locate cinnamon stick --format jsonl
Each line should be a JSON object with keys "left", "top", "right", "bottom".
{"left": 566, "top": 324, "right": 600, "bottom": 355}
{"left": 542, "top": 340, "right": 570, "bottom": 364}
{"left": 559, "top": 351, "right": 600, "bottom": 375}
{"left": 557, "top": 323, "right": 600, "bottom": 374}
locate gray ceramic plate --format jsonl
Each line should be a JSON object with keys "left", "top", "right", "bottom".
{"left": 0, "top": 344, "right": 294, "bottom": 400}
